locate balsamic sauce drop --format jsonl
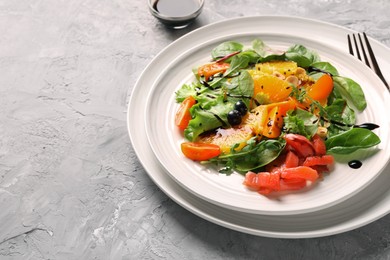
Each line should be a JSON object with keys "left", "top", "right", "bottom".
{"left": 329, "top": 119, "right": 380, "bottom": 131}
{"left": 348, "top": 160, "right": 362, "bottom": 169}
{"left": 153, "top": 0, "right": 200, "bottom": 17}
{"left": 353, "top": 123, "right": 380, "bottom": 130}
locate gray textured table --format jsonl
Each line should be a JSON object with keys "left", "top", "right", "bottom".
{"left": 1, "top": 0, "right": 390, "bottom": 259}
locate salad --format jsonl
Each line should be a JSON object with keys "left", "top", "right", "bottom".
{"left": 174, "top": 39, "right": 381, "bottom": 195}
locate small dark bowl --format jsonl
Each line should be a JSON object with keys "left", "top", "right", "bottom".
{"left": 148, "top": 0, "right": 205, "bottom": 29}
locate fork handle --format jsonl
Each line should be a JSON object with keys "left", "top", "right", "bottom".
{"left": 363, "top": 33, "right": 389, "bottom": 89}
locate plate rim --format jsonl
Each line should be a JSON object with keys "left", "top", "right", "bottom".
{"left": 143, "top": 28, "right": 390, "bottom": 215}
{"left": 127, "top": 15, "right": 390, "bottom": 238}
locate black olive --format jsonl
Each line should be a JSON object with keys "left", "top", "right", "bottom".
{"left": 234, "top": 101, "right": 248, "bottom": 116}
{"left": 227, "top": 110, "right": 242, "bottom": 126}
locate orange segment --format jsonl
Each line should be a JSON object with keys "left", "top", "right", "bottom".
{"left": 263, "top": 106, "right": 283, "bottom": 138}
{"left": 250, "top": 73, "right": 292, "bottom": 104}
{"left": 198, "top": 125, "right": 254, "bottom": 154}
{"left": 255, "top": 61, "right": 298, "bottom": 77}
{"left": 244, "top": 99, "right": 296, "bottom": 139}
{"left": 243, "top": 105, "right": 268, "bottom": 136}
{"left": 306, "top": 74, "right": 333, "bottom": 101}
{"left": 264, "top": 99, "right": 296, "bottom": 116}
{"left": 289, "top": 96, "right": 309, "bottom": 110}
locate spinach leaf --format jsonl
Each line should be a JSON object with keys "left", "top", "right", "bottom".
{"left": 205, "top": 76, "right": 227, "bottom": 89}
{"left": 308, "top": 72, "right": 324, "bottom": 81}
{"left": 327, "top": 83, "right": 343, "bottom": 105}
{"left": 325, "top": 99, "right": 356, "bottom": 136}
{"left": 333, "top": 76, "right": 367, "bottom": 111}
{"left": 252, "top": 38, "right": 286, "bottom": 62}
{"left": 285, "top": 44, "right": 320, "bottom": 67}
{"left": 252, "top": 38, "right": 269, "bottom": 57}
{"left": 207, "top": 96, "right": 234, "bottom": 125}
{"left": 211, "top": 41, "right": 243, "bottom": 60}
{"left": 208, "top": 138, "right": 286, "bottom": 173}
{"left": 225, "top": 55, "right": 250, "bottom": 75}
{"left": 209, "top": 55, "right": 250, "bottom": 88}
{"left": 238, "top": 50, "right": 260, "bottom": 64}
{"left": 283, "top": 109, "right": 318, "bottom": 138}
{"left": 325, "top": 128, "right": 380, "bottom": 154}
{"left": 310, "top": 62, "right": 339, "bottom": 76}
{"left": 224, "top": 70, "right": 254, "bottom": 107}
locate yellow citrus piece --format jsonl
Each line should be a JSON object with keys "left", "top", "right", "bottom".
{"left": 243, "top": 105, "right": 268, "bottom": 136}
{"left": 246, "top": 100, "right": 296, "bottom": 139}
{"left": 255, "top": 61, "right": 298, "bottom": 77}
{"left": 262, "top": 106, "right": 283, "bottom": 139}
{"left": 198, "top": 125, "right": 254, "bottom": 154}
{"left": 251, "top": 74, "right": 292, "bottom": 104}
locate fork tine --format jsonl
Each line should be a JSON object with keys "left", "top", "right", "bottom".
{"left": 358, "top": 34, "right": 371, "bottom": 67}
{"left": 347, "top": 34, "right": 354, "bottom": 55}
{"left": 352, "top": 34, "right": 361, "bottom": 61}
{"left": 362, "top": 32, "right": 389, "bottom": 89}
{"left": 348, "top": 32, "right": 389, "bottom": 90}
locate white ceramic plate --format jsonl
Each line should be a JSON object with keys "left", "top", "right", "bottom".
{"left": 144, "top": 33, "right": 390, "bottom": 215}
{"left": 128, "top": 16, "right": 390, "bottom": 237}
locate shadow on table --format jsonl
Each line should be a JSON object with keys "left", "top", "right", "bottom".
{"left": 165, "top": 204, "right": 390, "bottom": 259}
{"left": 159, "top": 19, "right": 204, "bottom": 40}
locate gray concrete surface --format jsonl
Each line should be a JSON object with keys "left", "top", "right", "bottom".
{"left": 0, "top": 0, "right": 390, "bottom": 259}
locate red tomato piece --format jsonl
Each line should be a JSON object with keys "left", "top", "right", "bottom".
{"left": 175, "top": 96, "right": 196, "bottom": 130}
{"left": 284, "top": 133, "right": 312, "bottom": 144}
{"left": 268, "top": 171, "right": 281, "bottom": 192}
{"left": 280, "top": 166, "right": 319, "bottom": 182}
{"left": 280, "top": 178, "right": 307, "bottom": 191}
{"left": 310, "top": 165, "right": 330, "bottom": 174}
{"left": 285, "top": 151, "right": 299, "bottom": 168}
{"left": 197, "top": 62, "right": 230, "bottom": 81}
{"left": 258, "top": 188, "right": 272, "bottom": 195}
{"left": 303, "top": 155, "right": 334, "bottom": 167}
{"left": 243, "top": 171, "right": 281, "bottom": 192}
{"left": 284, "top": 134, "right": 315, "bottom": 158}
{"left": 181, "top": 142, "right": 221, "bottom": 161}
{"left": 243, "top": 171, "right": 259, "bottom": 189}
{"left": 312, "top": 134, "right": 327, "bottom": 156}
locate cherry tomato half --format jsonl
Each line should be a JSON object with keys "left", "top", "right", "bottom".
{"left": 197, "top": 62, "right": 230, "bottom": 81}
{"left": 175, "top": 96, "right": 196, "bottom": 130}
{"left": 181, "top": 142, "right": 221, "bottom": 161}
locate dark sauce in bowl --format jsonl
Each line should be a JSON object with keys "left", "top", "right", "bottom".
{"left": 149, "top": 0, "right": 204, "bottom": 28}
{"left": 154, "top": 0, "right": 200, "bottom": 16}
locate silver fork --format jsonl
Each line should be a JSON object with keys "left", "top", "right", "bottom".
{"left": 347, "top": 32, "right": 389, "bottom": 90}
